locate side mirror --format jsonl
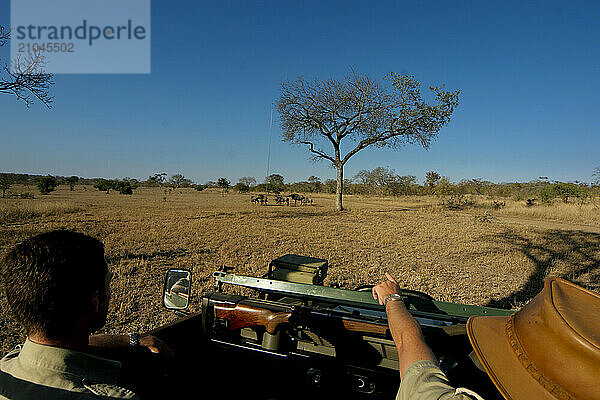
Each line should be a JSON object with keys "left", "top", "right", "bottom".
{"left": 163, "top": 269, "right": 191, "bottom": 310}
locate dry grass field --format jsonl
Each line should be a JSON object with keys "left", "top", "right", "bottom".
{"left": 1, "top": 186, "right": 600, "bottom": 355}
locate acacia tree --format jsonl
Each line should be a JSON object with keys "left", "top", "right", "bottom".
{"left": 238, "top": 176, "right": 257, "bottom": 187}
{"left": 276, "top": 71, "right": 459, "bottom": 211}
{"left": 0, "top": 26, "right": 54, "bottom": 107}
{"left": 355, "top": 167, "right": 396, "bottom": 196}
{"left": 354, "top": 167, "right": 416, "bottom": 196}
{"left": 169, "top": 174, "right": 192, "bottom": 189}
{"left": 425, "top": 171, "right": 441, "bottom": 193}
{"left": 147, "top": 173, "right": 167, "bottom": 187}
{"left": 217, "top": 177, "right": 230, "bottom": 194}
{"left": 265, "top": 174, "right": 285, "bottom": 194}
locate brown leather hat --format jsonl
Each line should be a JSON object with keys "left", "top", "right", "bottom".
{"left": 466, "top": 277, "right": 600, "bottom": 400}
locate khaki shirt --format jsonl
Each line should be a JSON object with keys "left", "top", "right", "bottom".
{"left": 0, "top": 339, "right": 138, "bottom": 399}
{"left": 397, "top": 360, "right": 484, "bottom": 400}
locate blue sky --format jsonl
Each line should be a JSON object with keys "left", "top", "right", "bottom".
{"left": 1, "top": 0, "right": 599, "bottom": 185}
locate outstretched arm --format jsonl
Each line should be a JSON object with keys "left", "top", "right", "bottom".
{"left": 372, "top": 273, "right": 436, "bottom": 378}
{"left": 373, "top": 274, "right": 484, "bottom": 400}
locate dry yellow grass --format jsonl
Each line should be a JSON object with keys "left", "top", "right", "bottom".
{"left": 452, "top": 194, "right": 600, "bottom": 226}
{"left": 497, "top": 199, "right": 600, "bottom": 225}
{"left": 1, "top": 186, "right": 599, "bottom": 354}
{"left": 0, "top": 199, "right": 82, "bottom": 223}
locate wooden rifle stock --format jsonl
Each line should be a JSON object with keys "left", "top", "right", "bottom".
{"left": 213, "top": 303, "right": 292, "bottom": 334}
{"left": 213, "top": 302, "right": 389, "bottom": 337}
{"left": 341, "top": 319, "right": 389, "bottom": 336}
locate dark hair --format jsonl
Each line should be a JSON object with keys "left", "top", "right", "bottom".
{"left": 1, "top": 230, "right": 108, "bottom": 338}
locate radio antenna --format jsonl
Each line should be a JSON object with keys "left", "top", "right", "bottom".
{"left": 266, "top": 105, "right": 273, "bottom": 180}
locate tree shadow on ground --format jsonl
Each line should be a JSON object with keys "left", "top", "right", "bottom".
{"left": 486, "top": 229, "right": 600, "bottom": 309}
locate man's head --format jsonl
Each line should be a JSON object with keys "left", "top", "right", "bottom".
{"left": 1, "top": 230, "right": 110, "bottom": 340}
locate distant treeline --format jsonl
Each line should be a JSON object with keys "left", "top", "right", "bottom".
{"left": 206, "top": 168, "right": 599, "bottom": 205}
{"left": 0, "top": 173, "right": 101, "bottom": 186}
{"left": 1, "top": 167, "right": 599, "bottom": 204}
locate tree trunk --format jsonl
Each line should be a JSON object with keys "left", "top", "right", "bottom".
{"left": 336, "top": 165, "right": 344, "bottom": 211}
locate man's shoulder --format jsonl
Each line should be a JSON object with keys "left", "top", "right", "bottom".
{"left": 0, "top": 343, "right": 138, "bottom": 400}
{"left": 0, "top": 372, "right": 138, "bottom": 400}
{"left": 397, "top": 360, "right": 484, "bottom": 400}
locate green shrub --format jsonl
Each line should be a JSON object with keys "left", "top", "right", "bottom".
{"left": 94, "top": 179, "right": 113, "bottom": 192}
{"left": 94, "top": 179, "right": 134, "bottom": 194}
{"left": 538, "top": 186, "right": 555, "bottom": 205}
{"left": 442, "top": 194, "right": 473, "bottom": 210}
{"left": 115, "top": 181, "right": 133, "bottom": 195}
{"left": 234, "top": 182, "right": 250, "bottom": 193}
{"left": 554, "top": 182, "right": 586, "bottom": 204}
{"left": 37, "top": 176, "right": 57, "bottom": 195}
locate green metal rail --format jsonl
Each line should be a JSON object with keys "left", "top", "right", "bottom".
{"left": 213, "top": 271, "right": 513, "bottom": 323}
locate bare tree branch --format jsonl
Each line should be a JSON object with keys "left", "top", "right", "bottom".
{"left": 299, "top": 141, "right": 336, "bottom": 164}
{"left": 0, "top": 26, "right": 10, "bottom": 46}
{"left": 0, "top": 25, "right": 54, "bottom": 108}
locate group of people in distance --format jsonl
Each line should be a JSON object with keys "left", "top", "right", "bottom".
{"left": 0, "top": 230, "right": 598, "bottom": 399}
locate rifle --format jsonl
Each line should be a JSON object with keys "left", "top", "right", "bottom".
{"left": 212, "top": 300, "right": 390, "bottom": 337}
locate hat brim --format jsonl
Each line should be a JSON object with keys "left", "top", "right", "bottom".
{"left": 466, "top": 316, "right": 556, "bottom": 400}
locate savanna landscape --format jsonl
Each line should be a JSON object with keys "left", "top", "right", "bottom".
{"left": 4, "top": 2, "right": 600, "bottom": 399}
{"left": 2, "top": 184, "right": 599, "bottom": 355}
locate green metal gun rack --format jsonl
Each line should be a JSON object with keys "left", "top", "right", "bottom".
{"left": 213, "top": 271, "right": 513, "bottom": 325}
